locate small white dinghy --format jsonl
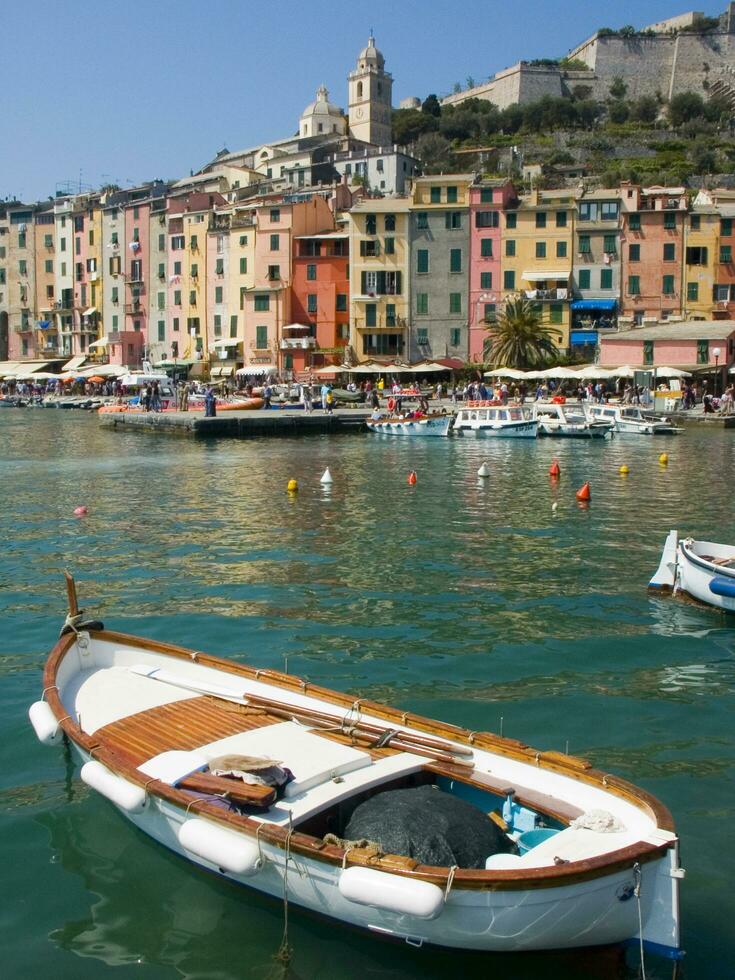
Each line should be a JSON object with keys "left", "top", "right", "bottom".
{"left": 650, "top": 529, "right": 735, "bottom": 611}
{"left": 29, "top": 576, "right": 684, "bottom": 959}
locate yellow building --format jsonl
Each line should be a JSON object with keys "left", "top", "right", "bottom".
{"left": 684, "top": 202, "right": 720, "bottom": 320}
{"left": 347, "top": 198, "right": 410, "bottom": 362}
{"left": 501, "top": 189, "right": 577, "bottom": 351}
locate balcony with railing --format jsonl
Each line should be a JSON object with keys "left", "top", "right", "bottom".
{"left": 280, "top": 336, "right": 316, "bottom": 350}
{"left": 354, "top": 316, "right": 407, "bottom": 330}
{"left": 523, "top": 288, "right": 569, "bottom": 300}
{"left": 124, "top": 302, "right": 144, "bottom": 316}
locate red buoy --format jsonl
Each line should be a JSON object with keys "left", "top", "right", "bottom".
{"left": 549, "top": 459, "right": 561, "bottom": 477}
{"left": 575, "top": 481, "right": 591, "bottom": 502}
{"left": 408, "top": 470, "right": 417, "bottom": 486}
{"left": 73, "top": 506, "right": 88, "bottom": 517}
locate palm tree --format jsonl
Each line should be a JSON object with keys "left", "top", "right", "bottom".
{"left": 486, "top": 297, "right": 559, "bottom": 370}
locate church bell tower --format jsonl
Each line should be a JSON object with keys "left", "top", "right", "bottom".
{"left": 348, "top": 34, "right": 393, "bottom": 147}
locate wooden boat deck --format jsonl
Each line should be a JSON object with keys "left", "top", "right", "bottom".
{"left": 96, "top": 696, "right": 279, "bottom": 765}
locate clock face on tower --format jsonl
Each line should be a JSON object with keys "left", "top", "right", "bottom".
{"left": 355, "top": 107, "right": 364, "bottom": 119}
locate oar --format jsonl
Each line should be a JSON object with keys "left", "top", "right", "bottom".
{"left": 129, "top": 665, "right": 474, "bottom": 762}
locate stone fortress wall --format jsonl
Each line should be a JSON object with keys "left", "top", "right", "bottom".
{"left": 441, "top": 5, "right": 735, "bottom": 110}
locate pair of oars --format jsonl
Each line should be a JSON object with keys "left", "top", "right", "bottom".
{"left": 129, "top": 664, "right": 474, "bottom": 766}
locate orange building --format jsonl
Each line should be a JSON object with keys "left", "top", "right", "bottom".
{"left": 619, "top": 183, "right": 687, "bottom": 326}
{"left": 291, "top": 230, "right": 350, "bottom": 376}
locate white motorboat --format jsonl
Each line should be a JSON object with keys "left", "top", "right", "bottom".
{"left": 454, "top": 405, "right": 538, "bottom": 438}
{"left": 650, "top": 530, "right": 735, "bottom": 611}
{"left": 28, "top": 577, "right": 684, "bottom": 959}
{"left": 366, "top": 412, "right": 452, "bottom": 437}
{"left": 585, "top": 404, "right": 681, "bottom": 435}
{"left": 533, "top": 402, "right": 613, "bottom": 439}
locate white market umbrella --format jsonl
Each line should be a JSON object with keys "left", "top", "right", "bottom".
{"left": 312, "top": 364, "right": 348, "bottom": 375}
{"left": 537, "top": 366, "right": 582, "bottom": 379}
{"left": 609, "top": 365, "right": 637, "bottom": 379}
{"left": 483, "top": 368, "right": 527, "bottom": 379}
{"left": 577, "top": 365, "right": 614, "bottom": 380}
{"left": 654, "top": 366, "right": 692, "bottom": 378}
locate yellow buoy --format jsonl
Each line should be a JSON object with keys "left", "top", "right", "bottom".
{"left": 287, "top": 478, "right": 298, "bottom": 492}
{"left": 619, "top": 465, "right": 629, "bottom": 476}
{"left": 659, "top": 453, "right": 669, "bottom": 466}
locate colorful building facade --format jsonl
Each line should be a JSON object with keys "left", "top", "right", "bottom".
{"left": 468, "top": 178, "right": 516, "bottom": 362}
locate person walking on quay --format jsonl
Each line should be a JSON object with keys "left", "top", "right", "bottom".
{"left": 204, "top": 386, "right": 216, "bottom": 418}
{"left": 301, "top": 382, "right": 312, "bottom": 413}
{"left": 151, "top": 381, "right": 162, "bottom": 413}
{"left": 370, "top": 387, "right": 380, "bottom": 410}
{"left": 320, "top": 382, "right": 330, "bottom": 411}
{"left": 325, "top": 387, "right": 335, "bottom": 415}
{"left": 263, "top": 382, "right": 272, "bottom": 409}
{"left": 142, "top": 384, "right": 152, "bottom": 412}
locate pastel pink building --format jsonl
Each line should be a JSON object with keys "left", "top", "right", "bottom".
{"left": 599, "top": 321, "right": 735, "bottom": 383}
{"left": 468, "top": 179, "right": 517, "bottom": 363}
{"left": 121, "top": 199, "right": 151, "bottom": 364}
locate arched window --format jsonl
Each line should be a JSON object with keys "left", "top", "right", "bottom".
{"left": 357, "top": 81, "right": 363, "bottom": 99}
{"left": 377, "top": 82, "right": 382, "bottom": 96}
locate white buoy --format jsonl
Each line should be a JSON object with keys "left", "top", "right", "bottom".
{"left": 320, "top": 467, "right": 333, "bottom": 485}
{"left": 552, "top": 502, "right": 558, "bottom": 513}
{"left": 477, "top": 462, "right": 490, "bottom": 478}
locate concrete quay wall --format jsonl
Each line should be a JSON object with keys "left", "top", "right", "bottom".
{"left": 99, "top": 408, "right": 370, "bottom": 439}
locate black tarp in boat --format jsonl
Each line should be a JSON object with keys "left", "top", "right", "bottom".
{"left": 343, "top": 784, "right": 517, "bottom": 869}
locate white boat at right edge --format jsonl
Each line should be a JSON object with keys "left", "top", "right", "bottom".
{"left": 650, "top": 530, "right": 735, "bottom": 611}
{"left": 586, "top": 405, "right": 682, "bottom": 435}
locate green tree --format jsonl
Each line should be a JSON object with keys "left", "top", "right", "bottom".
{"left": 487, "top": 298, "right": 559, "bottom": 370}
{"left": 668, "top": 92, "right": 705, "bottom": 126}
{"left": 414, "top": 132, "right": 454, "bottom": 173}
{"left": 466, "top": 76, "right": 476, "bottom": 90}
{"left": 391, "top": 108, "right": 437, "bottom": 144}
{"left": 608, "top": 100, "right": 630, "bottom": 124}
{"left": 629, "top": 96, "right": 659, "bottom": 123}
{"left": 421, "top": 94, "right": 442, "bottom": 117}
{"left": 690, "top": 140, "right": 717, "bottom": 173}
{"left": 609, "top": 76, "right": 628, "bottom": 99}
{"left": 619, "top": 25, "right": 636, "bottom": 37}
{"left": 452, "top": 81, "right": 462, "bottom": 94}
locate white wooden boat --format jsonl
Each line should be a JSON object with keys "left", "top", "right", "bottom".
{"left": 366, "top": 412, "right": 452, "bottom": 437}
{"left": 454, "top": 405, "right": 538, "bottom": 438}
{"left": 29, "top": 577, "right": 684, "bottom": 959}
{"left": 650, "top": 530, "right": 735, "bottom": 611}
{"left": 533, "top": 402, "right": 613, "bottom": 439}
{"left": 585, "top": 405, "right": 681, "bottom": 435}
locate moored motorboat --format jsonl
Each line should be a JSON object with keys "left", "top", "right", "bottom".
{"left": 454, "top": 404, "right": 538, "bottom": 438}
{"left": 650, "top": 529, "right": 735, "bottom": 611}
{"left": 533, "top": 402, "right": 613, "bottom": 439}
{"left": 586, "top": 405, "right": 681, "bottom": 435}
{"left": 366, "top": 411, "right": 452, "bottom": 437}
{"left": 29, "top": 576, "right": 684, "bottom": 959}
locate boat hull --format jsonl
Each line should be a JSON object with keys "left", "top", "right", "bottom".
{"left": 455, "top": 421, "right": 538, "bottom": 439}
{"left": 366, "top": 416, "right": 452, "bottom": 437}
{"left": 66, "top": 739, "right": 675, "bottom": 953}
{"left": 650, "top": 531, "right": 735, "bottom": 612}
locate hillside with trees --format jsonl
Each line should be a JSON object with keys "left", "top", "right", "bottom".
{"left": 392, "top": 85, "right": 735, "bottom": 188}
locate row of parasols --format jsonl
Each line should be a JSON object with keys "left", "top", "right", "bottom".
{"left": 0, "top": 364, "right": 126, "bottom": 383}
{"left": 484, "top": 364, "right": 694, "bottom": 381}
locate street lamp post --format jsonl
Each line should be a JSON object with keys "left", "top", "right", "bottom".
{"left": 713, "top": 346, "right": 722, "bottom": 398}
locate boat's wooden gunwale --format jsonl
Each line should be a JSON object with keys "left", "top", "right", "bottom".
{"left": 42, "top": 629, "right": 675, "bottom": 891}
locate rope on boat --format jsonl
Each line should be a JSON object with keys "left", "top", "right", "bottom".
{"left": 633, "top": 862, "right": 647, "bottom": 980}
{"left": 41, "top": 685, "right": 58, "bottom": 701}
{"left": 255, "top": 822, "right": 268, "bottom": 868}
{"left": 274, "top": 816, "right": 294, "bottom": 967}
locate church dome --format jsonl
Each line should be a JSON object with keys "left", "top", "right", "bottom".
{"left": 301, "top": 85, "right": 343, "bottom": 120}
{"left": 357, "top": 34, "right": 384, "bottom": 69}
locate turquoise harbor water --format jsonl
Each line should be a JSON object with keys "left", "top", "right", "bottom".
{"left": 2, "top": 411, "right": 734, "bottom": 979}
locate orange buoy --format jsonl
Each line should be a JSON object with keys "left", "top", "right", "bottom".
{"left": 549, "top": 459, "right": 561, "bottom": 477}
{"left": 73, "top": 506, "right": 88, "bottom": 517}
{"left": 407, "top": 470, "right": 417, "bottom": 486}
{"left": 575, "top": 481, "right": 591, "bottom": 502}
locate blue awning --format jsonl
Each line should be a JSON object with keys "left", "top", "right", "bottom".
{"left": 571, "top": 331, "right": 598, "bottom": 345}
{"left": 37, "top": 320, "right": 52, "bottom": 329}
{"left": 571, "top": 299, "right": 617, "bottom": 311}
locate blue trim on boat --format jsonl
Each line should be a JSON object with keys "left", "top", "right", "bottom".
{"left": 709, "top": 576, "right": 735, "bottom": 598}
{"left": 623, "top": 938, "right": 686, "bottom": 961}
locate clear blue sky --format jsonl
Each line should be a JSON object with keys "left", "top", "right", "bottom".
{"left": 0, "top": 0, "right": 719, "bottom": 201}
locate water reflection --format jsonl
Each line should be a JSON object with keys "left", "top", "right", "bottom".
{"left": 2, "top": 412, "right": 735, "bottom": 978}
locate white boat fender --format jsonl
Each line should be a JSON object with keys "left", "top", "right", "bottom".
{"left": 178, "top": 818, "right": 262, "bottom": 876}
{"left": 28, "top": 700, "right": 61, "bottom": 745}
{"left": 339, "top": 866, "right": 445, "bottom": 920}
{"left": 81, "top": 761, "right": 147, "bottom": 814}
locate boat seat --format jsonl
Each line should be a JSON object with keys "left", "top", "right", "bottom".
{"left": 502, "top": 827, "right": 640, "bottom": 868}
